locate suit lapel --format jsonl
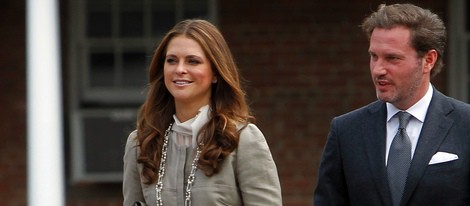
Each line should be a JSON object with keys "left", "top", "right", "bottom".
{"left": 364, "top": 101, "right": 393, "bottom": 206}
{"left": 401, "top": 90, "right": 454, "bottom": 205}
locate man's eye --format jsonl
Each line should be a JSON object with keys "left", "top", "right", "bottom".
{"left": 370, "top": 54, "right": 378, "bottom": 60}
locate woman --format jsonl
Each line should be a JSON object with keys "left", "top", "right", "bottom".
{"left": 123, "top": 19, "right": 282, "bottom": 206}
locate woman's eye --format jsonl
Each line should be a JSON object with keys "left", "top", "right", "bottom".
{"left": 188, "top": 59, "right": 201, "bottom": 65}
{"left": 166, "top": 58, "right": 177, "bottom": 64}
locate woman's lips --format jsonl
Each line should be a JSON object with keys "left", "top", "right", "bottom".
{"left": 173, "top": 80, "right": 193, "bottom": 85}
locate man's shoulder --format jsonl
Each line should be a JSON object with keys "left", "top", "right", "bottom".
{"left": 331, "top": 100, "right": 385, "bottom": 126}
{"left": 433, "top": 89, "right": 470, "bottom": 112}
{"left": 338, "top": 100, "right": 383, "bottom": 118}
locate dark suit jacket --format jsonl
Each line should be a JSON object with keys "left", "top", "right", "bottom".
{"left": 314, "top": 89, "right": 470, "bottom": 206}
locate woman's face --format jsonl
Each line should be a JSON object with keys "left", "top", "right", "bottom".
{"left": 164, "top": 35, "right": 216, "bottom": 109}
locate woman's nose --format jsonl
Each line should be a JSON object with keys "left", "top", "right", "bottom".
{"left": 175, "top": 62, "right": 187, "bottom": 74}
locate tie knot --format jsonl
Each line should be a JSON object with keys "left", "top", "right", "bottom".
{"left": 397, "top": 111, "right": 412, "bottom": 129}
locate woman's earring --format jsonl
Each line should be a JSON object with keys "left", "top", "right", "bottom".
{"left": 212, "top": 78, "right": 218, "bottom": 83}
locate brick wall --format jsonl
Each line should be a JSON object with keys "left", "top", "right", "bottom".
{"left": 0, "top": 0, "right": 447, "bottom": 205}
{"left": 0, "top": 0, "right": 27, "bottom": 205}
{"left": 219, "top": 0, "right": 447, "bottom": 205}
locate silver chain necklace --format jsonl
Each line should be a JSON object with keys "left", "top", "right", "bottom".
{"left": 155, "top": 123, "right": 202, "bottom": 206}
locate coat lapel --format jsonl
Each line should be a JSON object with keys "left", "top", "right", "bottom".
{"left": 364, "top": 101, "right": 393, "bottom": 206}
{"left": 401, "top": 90, "right": 454, "bottom": 205}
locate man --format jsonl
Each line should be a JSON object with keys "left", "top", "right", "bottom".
{"left": 314, "top": 3, "right": 470, "bottom": 206}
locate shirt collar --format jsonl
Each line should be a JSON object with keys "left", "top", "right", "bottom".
{"left": 172, "top": 104, "right": 211, "bottom": 147}
{"left": 386, "top": 83, "right": 433, "bottom": 122}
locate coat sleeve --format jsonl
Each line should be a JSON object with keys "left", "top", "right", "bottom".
{"left": 236, "top": 124, "right": 282, "bottom": 206}
{"left": 314, "top": 118, "right": 350, "bottom": 206}
{"left": 123, "top": 131, "right": 146, "bottom": 206}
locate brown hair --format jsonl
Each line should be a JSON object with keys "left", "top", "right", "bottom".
{"left": 136, "top": 19, "right": 254, "bottom": 184}
{"left": 361, "top": 3, "right": 447, "bottom": 77}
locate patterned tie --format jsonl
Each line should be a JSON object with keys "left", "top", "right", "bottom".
{"left": 387, "top": 111, "right": 413, "bottom": 206}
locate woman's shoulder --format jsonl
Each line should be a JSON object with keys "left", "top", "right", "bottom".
{"left": 237, "top": 123, "right": 267, "bottom": 145}
{"left": 125, "top": 130, "right": 139, "bottom": 151}
{"left": 126, "top": 130, "right": 138, "bottom": 141}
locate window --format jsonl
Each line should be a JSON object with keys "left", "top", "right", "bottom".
{"left": 68, "top": 0, "right": 217, "bottom": 183}
{"left": 448, "top": 0, "right": 469, "bottom": 102}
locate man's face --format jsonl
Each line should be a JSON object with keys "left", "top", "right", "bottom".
{"left": 368, "top": 26, "right": 430, "bottom": 110}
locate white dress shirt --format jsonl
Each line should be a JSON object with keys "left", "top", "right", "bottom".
{"left": 172, "top": 104, "right": 210, "bottom": 148}
{"left": 385, "top": 83, "right": 433, "bottom": 165}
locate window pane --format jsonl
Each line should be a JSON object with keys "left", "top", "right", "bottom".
{"left": 120, "top": 11, "right": 144, "bottom": 37}
{"left": 122, "top": 51, "right": 148, "bottom": 87}
{"left": 152, "top": 1, "right": 176, "bottom": 36}
{"left": 467, "top": 1, "right": 470, "bottom": 32}
{"left": 468, "top": 41, "right": 470, "bottom": 99}
{"left": 83, "top": 113, "right": 135, "bottom": 173}
{"left": 120, "top": 0, "right": 144, "bottom": 37}
{"left": 87, "top": 0, "right": 112, "bottom": 37}
{"left": 184, "top": 0, "right": 209, "bottom": 19}
{"left": 89, "top": 52, "right": 115, "bottom": 87}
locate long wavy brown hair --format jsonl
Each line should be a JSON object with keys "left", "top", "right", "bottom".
{"left": 136, "top": 19, "right": 254, "bottom": 184}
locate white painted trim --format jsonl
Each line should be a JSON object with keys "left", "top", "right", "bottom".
{"left": 26, "top": 0, "right": 65, "bottom": 205}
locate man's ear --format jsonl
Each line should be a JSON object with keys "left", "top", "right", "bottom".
{"left": 423, "top": 49, "right": 438, "bottom": 73}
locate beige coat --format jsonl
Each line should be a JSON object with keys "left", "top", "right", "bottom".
{"left": 123, "top": 124, "right": 282, "bottom": 206}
